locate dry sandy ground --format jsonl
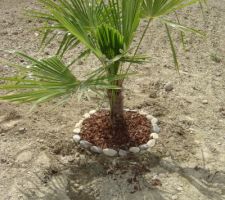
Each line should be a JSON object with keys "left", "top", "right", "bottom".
{"left": 0, "top": 0, "right": 225, "bottom": 200}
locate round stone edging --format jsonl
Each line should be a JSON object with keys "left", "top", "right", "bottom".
{"left": 72, "top": 109, "right": 160, "bottom": 157}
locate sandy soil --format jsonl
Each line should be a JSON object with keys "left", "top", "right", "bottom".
{"left": 0, "top": 0, "right": 225, "bottom": 200}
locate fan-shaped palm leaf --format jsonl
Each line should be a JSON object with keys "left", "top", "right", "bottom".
{"left": 0, "top": 53, "right": 124, "bottom": 104}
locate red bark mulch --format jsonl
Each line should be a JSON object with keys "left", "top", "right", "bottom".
{"left": 80, "top": 110, "right": 151, "bottom": 150}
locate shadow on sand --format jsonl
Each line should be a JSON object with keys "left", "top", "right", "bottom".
{"left": 20, "top": 152, "right": 225, "bottom": 200}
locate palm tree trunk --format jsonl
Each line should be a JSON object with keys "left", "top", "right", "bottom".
{"left": 108, "top": 81, "right": 127, "bottom": 134}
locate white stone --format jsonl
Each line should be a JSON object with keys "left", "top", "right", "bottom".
{"left": 129, "top": 147, "right": 140, "bottom": 153}
{"left": 139, "top": 144, "right": 149, "bottom": 150}
{"left": 124, "top": 108, "right": 130, "bottom": 111}
{"left": 75, "top": 120, "right": 83, "bottom": 128}
{"left": 90, "top": 146, "right": 103, "bottom": 154}
{"left": 150, "top": 133, "right": 159, "bottom": 139}
{"left": 202, "top": 100, "right": 208, "bottom": 104}
{"left": 177, "top": 187, "right": 183, "bottom": 191}
{"left": 146, "top": 115, "right": 154, "bottom": 120}
{"left": 80, "top": 140, "right": 92, "bottom": 149}
{"left": 152, "top": 124, "right": 160, "bottom": 133}
{"left": 73, "top": 135, "right": 81, "bottom": 143}
{"left": 103, "top": 148, "right": 117, "bottom": 157}
{"left": 89, "top": 110, "right": 96, "bottom": 114}
{"left": 139, "top": 110, "right": 148, "bottom": 115}
{"left": 147, "top": 139, "right": 156, "bottom": 147}
{"left": 165, "top": 82, "right": 174, "bottom": 92}
{"left": 73, "top": 128, "right": 81, "bottom": 134}
{"left": 83, "top": 113, "right": 90, "bottom": 118}
{"left": 119, "top": 149, "right": 128, "bottom": 157}
{"left": 151, "top": 118, "right": 159, "bottom": 124}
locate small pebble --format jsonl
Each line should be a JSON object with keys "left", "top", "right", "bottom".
{"left": 80, "top": 140, "right": 92, "bottom": 149}
{"left": 177, "top": 187, "right": 183, "bottom": 191}
{"left": 151, "top": 118, "right": 159, "bottom": 124}
{"left": 103, "top": 148, "right": 117, "bottom": 157}
{"left": 139, "top": 111, "right": 148, "bottom": 115}
{"left": 18, "top": 127, "right": 26, "bottom": 133}
{"left": 147, "top": 139, "right": 156, "bottom": 147}
{"left": 139, "top": 144, "right": 149, "bottom": 150}
{"left": 129, "top": 147, "right": 140, "bottom": 153}
{"left": 37, "top": 139, "right": 44, "bottom": 143}
{"left": 75, "top": 120, "right": 83, "bottom": 128}
{"left": 165, "top": 82, "right": 174, "bottom": 92}
{"left": 78, "top": 186, "right": 84, "bottom": 191}
{"left": 150, "top": 133, "right": 159, "bottom": 139}
{"left": 90, "top": 146, "right": 103, "bottom": 154}
{"left": 83, "top": 113, "right": 90, "bottom": 118}
{"left": 119, "top": 149, "right": 128, "bottom": 157}
{"left": 152, "top": 124, "right": 160, "bottom": 133}
{"left": 89, "top": 110, "right": 96, "bottom": 114}
{"left": 147, "top": 115, "right": 154, "bottom": 120}
{"left": 73, "top": 135, "right": 81, "bottom": 143}
{"left": 202, "top": 100, "right": 208, "bottom": 104}
{"left": 73, "top": 128, "right": 81, "bottom": 134}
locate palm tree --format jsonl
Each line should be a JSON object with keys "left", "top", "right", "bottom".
{"left": 0, "top": 0, "right": 205, "bottom": 137}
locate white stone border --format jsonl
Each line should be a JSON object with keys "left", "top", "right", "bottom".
{"left": 72, "top": 109, "right": 160, "bottom": 157}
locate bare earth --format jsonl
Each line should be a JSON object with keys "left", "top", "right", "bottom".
{"left": 0, "top": 0, "right": 225, "bottom": 200}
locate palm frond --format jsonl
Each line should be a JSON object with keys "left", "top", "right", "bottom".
{"left": 0, "top": 54, "right": 80, "bottom": 103}
{"left": 34, "top": 0, "right": 105, "bottom": 58}
{"left": 142, "top": 0, "right": 202, "bottom": 19}
{"left": 0, "top": 52, "right": 128, "bottom": 104}
{"left": 121, "top": 0, "right": 143, "bottom": 47}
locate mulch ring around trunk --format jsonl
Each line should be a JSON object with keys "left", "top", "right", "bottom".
{"left": 80, "top": 110, "right": 151, "bottom": 150}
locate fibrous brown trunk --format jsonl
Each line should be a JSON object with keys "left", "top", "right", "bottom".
{"left": 108, "top": 82, "right": 127, "bottom": 134}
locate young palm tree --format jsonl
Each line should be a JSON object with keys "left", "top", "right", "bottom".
{"left": 0, "top": 0, "right": 205, "bottom": 137}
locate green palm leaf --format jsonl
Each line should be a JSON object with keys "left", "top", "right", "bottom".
{"left": 0, "top": 53, "right": 128, "bottom": 104}
{"left": 0, "top": 54, "right": 80, "bottom": 103}
{"left": 142, "top": 0, "right": 202, "bottom": 19}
